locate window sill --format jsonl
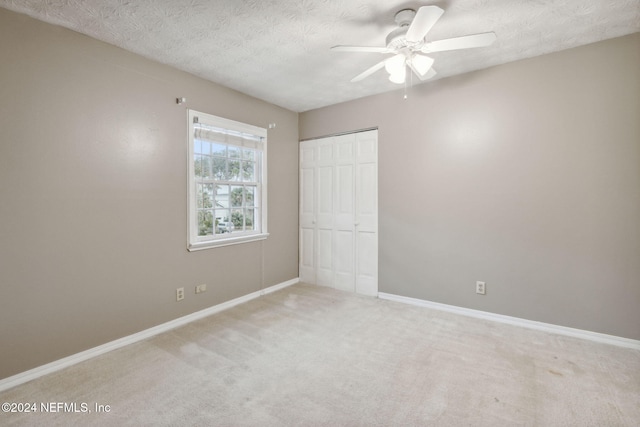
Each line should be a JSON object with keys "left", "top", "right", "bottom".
{"left": 188, "top": 233, "right": 269, "bottom": 251}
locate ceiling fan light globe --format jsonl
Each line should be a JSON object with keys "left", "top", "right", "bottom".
{"left": 388, "top": 67, "right": 406, "bottom": 84}
{"left": 384, "top": 54, "right": 406, "bottom": 75}
{"left": 411, "top": 54, "right": 434, "bottom": 76}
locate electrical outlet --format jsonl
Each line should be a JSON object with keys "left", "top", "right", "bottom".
{"left": 476, "top": 281, "right": 486, "bottom": 295}
{"left": 176, "top": 287, "right": 185, "bottom": 301}
{"left": 195, "top": 284, "right": 207, "bottom": 294}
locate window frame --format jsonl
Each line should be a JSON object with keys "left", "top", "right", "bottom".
{"left": 187, "top": 109, "right": 268, "bottom": 251}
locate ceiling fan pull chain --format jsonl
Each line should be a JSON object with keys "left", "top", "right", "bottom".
{"left": 404, "top": 63, "right": 414, "bottom": 100}
{"left": 403, "top": 71, "right": 408, "bottom": 100}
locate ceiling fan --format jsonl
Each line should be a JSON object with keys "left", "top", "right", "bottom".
{"left": 331, "top": 5, "right": 496, "bottom": 84}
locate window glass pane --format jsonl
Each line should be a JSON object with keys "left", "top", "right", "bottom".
{"left": 243, "top": 149, "right": 254, "bottom": 160}
{"left": 228, "top": 146, "right": 241, "bottom": 159}
{"left": 203, "top": 184, "right": 213, "bottom": 208}
{"left": 215, "top": 210, "right": 230, "bottom": 222}
{"left": 212, "top": 143, "right": 226, "bottom": 157}
{"left": 200, "top": 141, "right": 212, "bottom": 155}
{"left": 230, "top": 186, "right": 243, "bottom": 208}
{"left": 212, "top": 157, "right": 226, "bottom": 180}
{"left": 197, "top": 211, "right": 203, "bottom": 234}
{"left": 242, "top": 161, "right": 255, "bottom": 182}
{"left": 231, "top": 208, "right": 244, "bottom": 231}
{"left": 215, "top": 210, "right": 232, "bottom": 234}
{"left": 196, "top": 184, "right": 204, "bottom": 209}
{"left": 245, "top": 186, "right": 255, "bottom": 207}
{"left": 245, "top": 209, "right": 255, "bottom": 231}
{"left": 215, "top": 185, "right": 229, "bottom": 209}
{"left": 197, "top": 211, "right": 204, "bottom": 235}
{"left": 201, "top": 156, "right": 211, "bottom": 179}
{"left": 194, "top": 140, "right": 203, "bottom": 155}
{"left": 227, "top": 159, "right": 241, "bottom": 181}
{"left": 198, "top": 210, "right": 214, "bottom": 236}
{"left": 194, "top": 155, "right": 204, "bottom": 178}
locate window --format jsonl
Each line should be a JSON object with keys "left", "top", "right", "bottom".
{"left": 187, "top": 110, "right": 268, "bottom": 250}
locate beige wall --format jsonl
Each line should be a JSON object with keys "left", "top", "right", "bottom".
{"left": 300, "top": 33, "right": 640, "bottom": 340}
{"left": 0, "top": 8, "right": 299, "bottom": 379}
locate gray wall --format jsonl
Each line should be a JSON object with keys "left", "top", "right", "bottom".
{"left": 0, "top": 8, "right": 299, "bottom": 379}
{"left": 300, "top": 33, "right": 640, "bottom": 340}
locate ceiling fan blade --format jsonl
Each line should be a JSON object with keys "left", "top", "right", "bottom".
{"left": 351, "top": 60, "right": 386, "bottom": 82}
{"left": 405, "top": 6, "right": 444, "bottom": 43}
{"left": 421, "top": 32, "right": 497, "bottom": 53}
{"left": 331, "top": 45, "right": 392, "bottom": 54}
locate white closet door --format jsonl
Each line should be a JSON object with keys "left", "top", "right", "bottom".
{"left": 299, "top": 140, "right": 316, "bottom": 284}
{"left": 333, "top": 134, "right": 356, "bottom": 292}
{"left": 299, "top": 130, "right": 377, "bottom": 296}
{"left": 316, "top": 138, "right": 335, "bottom": 287}
{"left": 355, "top": 130, "right": 378, "bottom": 296}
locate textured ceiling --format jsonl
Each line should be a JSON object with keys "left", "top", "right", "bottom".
{"left": 2, "top": 0, "right": 639, "bottom": 112}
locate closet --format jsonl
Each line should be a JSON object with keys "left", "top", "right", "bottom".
{"left": 299, "top": 129, "right": 378, "bottom": 296}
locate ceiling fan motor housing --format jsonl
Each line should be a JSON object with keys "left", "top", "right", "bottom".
{"left": 386, "top": 9, "right": 423, "bottom": 50}
{"left": 394, "top": 8, "right": 416, "bottom": 26}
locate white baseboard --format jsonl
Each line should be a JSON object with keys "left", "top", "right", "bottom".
{"left": 378, "top": 292, "right": 640, "bottom": 350}
{"left": 0, "top": 278, "right": 300, "bottom": 393}
{"left": 261, "top": 278, "right": 299, "bottom": 295}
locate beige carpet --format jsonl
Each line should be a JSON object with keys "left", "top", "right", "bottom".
{"left": 1, "top": 283, "right": 639, "bottom": 426}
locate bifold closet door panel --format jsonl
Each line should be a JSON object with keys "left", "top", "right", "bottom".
{"left": 333, "top": 134, "right": 356, "bottom": 292}
{"left": 299, "top": 140, "right": 317, "bottom": 284}
{"left": 355, "top": 130, "right": 378, "bottom": 296}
